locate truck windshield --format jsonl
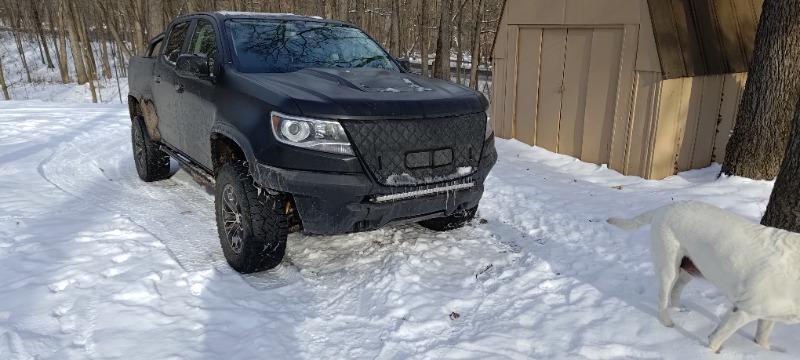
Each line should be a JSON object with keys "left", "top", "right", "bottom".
{"left": 226, "top": 19, "right": 399, "bottom": 73}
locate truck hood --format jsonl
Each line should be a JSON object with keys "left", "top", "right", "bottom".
{"left": 241, "top": 68, "right": 487, "bottom": 119}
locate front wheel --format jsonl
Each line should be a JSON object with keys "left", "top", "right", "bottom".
{"left": 418, "top": 206, "right": 478, "bottom": 231}
{"left": 215, "top": 162, "right": 288, "bottom": 273}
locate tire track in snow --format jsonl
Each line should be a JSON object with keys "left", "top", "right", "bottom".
{"left": 36, "top": 106, "right": 302, "bottom": 289}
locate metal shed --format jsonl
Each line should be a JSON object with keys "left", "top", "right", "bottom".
{"left": 491, "top": 0, "right": 761, "bottom": 179}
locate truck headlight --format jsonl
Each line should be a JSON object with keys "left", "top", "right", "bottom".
{"left": 485, "top": 116, "right": 494, "bottom": 139}
{"left": 270, "top": 112, "right": 354, "bottom": 156}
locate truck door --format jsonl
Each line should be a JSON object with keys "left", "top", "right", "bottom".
{"left": 152, "top": 20, "right": 192, "bottom": 149}
{"left": 175, "top": 18, "right": 219, "bottom": 169}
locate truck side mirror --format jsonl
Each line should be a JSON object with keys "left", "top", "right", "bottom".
{"left": 395, "top": 57, "right": 411, "bottom": 72}
{"left": 176, "top": 54, "right": 212, "bottom": 81}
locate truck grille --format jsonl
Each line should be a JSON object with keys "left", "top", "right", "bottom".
{"left": 341, "top": 113, "right": 486, "bottom": 186}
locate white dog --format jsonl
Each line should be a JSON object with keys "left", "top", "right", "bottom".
{"left": 608, "top": 201, "right": 800, "bottom": 352}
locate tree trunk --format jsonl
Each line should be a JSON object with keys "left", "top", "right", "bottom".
{"left": 433, "top": 0, "right": 452, "bottom": 80}
{"left": 456, "top": 0, "right": 465, "bottom": 84}
{"left": 469, "top": 0, "right": 483, "bottom": 90}
{"left": 721, "top": 0, "right": 800, "bottom": 180}
{"left": 7, "top": 0, "right": 32, "bottom": 83}
{"left": 324, "top": 0, "right": 336, "bottom": 19}
{"left": 419, "top": 0, "right": 429, "bottom": 77}
{"left": 762, "top": 98, "right": 800, "bottom": 232}
{"left": 77, "top": 10, "right": 98, "bottom": 81}
{"left": 53, "top": 1, "right": 71, "bottom": 83}
{"left": 0, "top": 56, "right": 9, "bottom": 100}
{"left": 390, "top": 0, "right": 401, "bottom": 57}
{"left": 97, "top": 1, "right": 134, "bottom": 60}
{"left": 100, "top": 37, "right": 113, "bottom": 80}
{"left": 353, "top": 0, "right": 363, "bottom": 27}
{"left": 12, "top": 30, "right": 32, "bottom": 83}
{"left": 66, "top": 0, "right": 88, "bottom": 84}
{"left": 31, "top": 3, "right": 55, "bottom": 69}
{"left": 338, "top": 0, "right": 349, "bottom": 21}
{"left": 147, "top": 0, "right": 165, "bottom": 41}
{"left": 131, "top": 0, "right": 146, "bottom": 55}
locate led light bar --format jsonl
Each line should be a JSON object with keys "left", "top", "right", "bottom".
{"left": 372, "top": 182, "right": 475, "bottom": 203}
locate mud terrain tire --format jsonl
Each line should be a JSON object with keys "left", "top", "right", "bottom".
{"left": 131, "top": 116, "right": 171, "bottom": 182}
{"left": 215, "top": 162, "right": 288, "bottom": 273}
{"left": 418, "top": 206, "right": 478, "bottom": 231}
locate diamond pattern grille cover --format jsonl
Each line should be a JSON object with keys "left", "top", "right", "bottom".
{"left": 341, "top": 113, "right": 486, "bottom": 186}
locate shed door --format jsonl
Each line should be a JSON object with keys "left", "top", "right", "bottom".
{"left": 511, "top": 27, "right": 625, "bottom": 164}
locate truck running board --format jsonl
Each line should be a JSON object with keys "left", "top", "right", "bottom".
{"left": 159, "top": 145, "right": 216, "bottom": 185}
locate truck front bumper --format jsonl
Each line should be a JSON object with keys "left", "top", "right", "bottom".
{"left": 253, "top": 139, "right": 497, "bottom": 235}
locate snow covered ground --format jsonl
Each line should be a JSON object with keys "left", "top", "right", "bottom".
{"left": 2, "top": 29, "right": 799, "bottom": 360}
{"left": 1, "top": 96, "right": 797, "bottom": 359}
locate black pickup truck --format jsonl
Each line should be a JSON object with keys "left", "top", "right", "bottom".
{"left": 128, "top": 11, "right": 496, "bottom": 273}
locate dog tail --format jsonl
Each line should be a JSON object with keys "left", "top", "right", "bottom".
{"left": 607, "top": 208, "right": 660, "bottom": 230}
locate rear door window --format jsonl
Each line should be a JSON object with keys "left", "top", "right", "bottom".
{"left": 163, "top": 21, "right": 191, "bottom": 65}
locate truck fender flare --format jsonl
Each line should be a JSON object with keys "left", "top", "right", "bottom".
{"left": 210, "top": 123, "right": 258, "bottom": 175}
{"left": 128, "top": 96, "right": 162, "bottom": 142}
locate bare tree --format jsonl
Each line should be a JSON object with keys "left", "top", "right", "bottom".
{"left": 0, "top": 0, "right": 505, "bottom": 93}
{"left": 390, "top": 0, "right": 401, "bottom": 56}
{"left": 55, "top": 0, "right": 71, "bottom": 83}
{"left": 65, "top": 0, "right": 88, "bottom": 84}
{"left": 722, "top": 0, "right": 800, "bottom": 180}
{"left": 433, "top": 0, "right": 451, "bottom": 80}
{"left": 469, "top": 0, "right": 483, "bottom": 89}
{"left": 0, "top": 55, "right": 9, "bottom": 100}
{"left": 338, "top": 0, "right": 349, "bottom": 21}
{"left": 30, "top": 2, "right": 54, "bottom": 69}
{"left": 419, "top": 0, "right": 429, "bottom": 76}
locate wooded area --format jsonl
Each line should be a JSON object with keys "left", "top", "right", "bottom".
{"left": 0, "top": 0, "right": 506, "bottom": 101}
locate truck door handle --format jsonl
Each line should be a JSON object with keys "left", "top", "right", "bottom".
{"left": 175, "top": 84, "right": 184, "bottom": 93}
{"left": 154, "top": 75, "right": 161, "bottom": 83}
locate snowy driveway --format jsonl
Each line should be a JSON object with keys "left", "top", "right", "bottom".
{"left": 0, "top": 101, "right": 794, "bottom": 359}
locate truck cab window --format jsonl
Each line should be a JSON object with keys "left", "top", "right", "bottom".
{"left": 163, "top": 21, "right": 190, "bottom": 65}
{"left": 190, "top": 20, "right": 218, "bottom": 64}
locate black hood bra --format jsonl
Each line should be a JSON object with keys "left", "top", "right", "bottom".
{"left": 241, "top": 67, "right": 488, "bottom": 119}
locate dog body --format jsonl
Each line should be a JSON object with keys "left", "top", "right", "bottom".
{"left": 609, "top": 201, "right": 800, "bottom": 352}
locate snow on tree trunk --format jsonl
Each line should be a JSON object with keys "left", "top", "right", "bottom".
{"left": 721, "top": 0, "right": 800, "bottom": 180}
{"left": 762, "top": 99, "right": 800, "bottom": 232}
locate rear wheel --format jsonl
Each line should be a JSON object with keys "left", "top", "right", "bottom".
{"left": 131, "top": 116, "right": 171, "bottom": 182}
{"left": 215, "top": 162, "right": 288, "bottom": 273}
{"left": 418, "top": 206, "right": 478, "bottom": 231}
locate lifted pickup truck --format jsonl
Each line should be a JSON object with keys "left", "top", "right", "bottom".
{"left": 128, "top": 11, "right": 496, "bottom": 273}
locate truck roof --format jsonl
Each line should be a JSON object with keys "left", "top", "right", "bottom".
{"left": 176, "top": 11, "right": 350, "bottom": 26}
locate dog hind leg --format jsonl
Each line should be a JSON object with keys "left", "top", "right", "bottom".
{"left": 652, "top": 228, "right": 682, "bottom": 327}
{"left": 708, "top": 307, "right": 756, "bottom": 353}
{"left": 755, "top": 319, "right": 775, "bottom": 350}
{"left": 670, "top": 269, "right": 692, "bottom": 309}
